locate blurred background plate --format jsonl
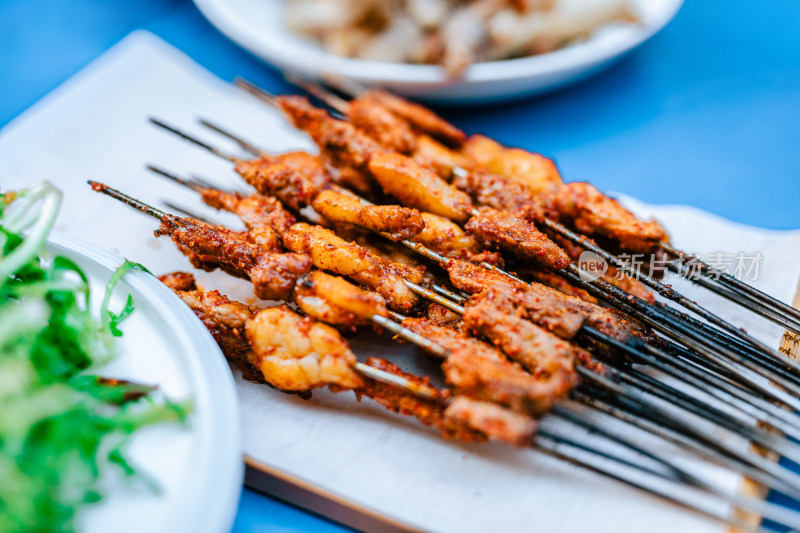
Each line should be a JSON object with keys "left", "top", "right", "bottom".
{"left": 45, "top": 232, "right": 242, "bottom": 533}
{"left": 192, "top": 0, "right": 683, "bottom": 103}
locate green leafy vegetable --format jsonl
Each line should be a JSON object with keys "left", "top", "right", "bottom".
{"left": 0, "top": 182, "right": 190, "bottom": 533}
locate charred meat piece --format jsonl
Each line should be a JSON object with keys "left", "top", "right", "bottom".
{"left": 452, "top": 167, "right": 546, "bottom": 223}
{"left": 155, "top": 216, "right": 312, "bottom": 301}
{"left": 465, "top": 207, "right": 570, "bottom": 270}
{"left": 550, "top": 182, "right": 668, "bottom": 253}
{"left": 462, "top": 292, "right": 579, "bottom": 385}
{"left": 412, "top": 212, "right": 481, "bottom": 259}
{"left": 200, "top": 188, "right": 296, "bottom": 236}
{"left": 293, "top": 270, "right": 388, "bottom": 330}
{"left": 247, "top": 305, "right": 364, "bottom": 391}
{"left": 275, "top": 95, "right": 385, "bottom": 173}
{"left": 235, "top": 151, "right": 332, "bottom": 211}
{"left": 284, "top": 222, "right": 424, "bottom": 312}
{"left": 312, "top": 189, "right": 425, "bottom": 241}
{"left": 404, "top": 318, "right": 571, "bottom": 415}
{"left": 425, "top": 302, "right": 463, "bottom": 329}
{"left": 361, "top": 90, "right": 466, "bottom": 147}
{"left": 369, "top": 152, "right": 473, "bottom": 222}
{"left": 160, "top": 273, "right": 263, "bottom": 382}
{"left": 445, "top": 259, "right": 585, "bottom": 339}
{"left": 358, "top": 357, "right": 486, "bottom": 443}
{"left": 443, "top": 396, "right": 538, "bottom": 446}
{"left": 159, "top": 270, "right": 197, "bottom": 292}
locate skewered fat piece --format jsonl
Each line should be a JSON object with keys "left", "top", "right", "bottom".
{"left": 368, "top": 152, "right": 474, "bottom": 222}
{"left": 462, "top": 134, "right": 563, "bottom": 196}
{"left": 465, "top": 207, "right": 571, "bottom": 269}
{"left": 283, "top": 222, "right": 425, "bottom": 312}
{"left": 311, "top": 189, "right": 425, "bottom": 241}
{"left": 294, "top": 270, "right": 388, "bottom": 330}
{"left": 248, "top": 305, "right": 365, "bottom": 391}
{"left": 444, "top": 258, "right": 646, "bottom": 343}
{"left": 403, "top": 318, "right": 572, "bottom": 416}
{"left": 358, "top": 358, "right": 537, "bottom": 446}
{"left": 234, "top": 150, "right": 332, "bottom": 211}
{"left": 153, "top": 210, "right": 311, "bottom": 301}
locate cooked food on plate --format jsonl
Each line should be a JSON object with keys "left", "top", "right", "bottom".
{"left": 284, "top": 0, "right": 638, "bottom": 77}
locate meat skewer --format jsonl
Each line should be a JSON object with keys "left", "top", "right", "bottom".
{"left": 245, "top": 77, "right": 800, "bottom": 339}
{"left": 92, "top": 183, "right": 800, "bottom": 525}
{"left": 145, "top": 118, "right": 800, "bottom": 412}
{"left": 185, "top": 109, "right": 800, "bottom": 399}
{"left": 297, "top": 77, "right": 800, "bottom": 334}
{"left": 130, "top": 182, "right": 800, "bottom": 480}
{"left": 161, "top": 274, "right": 800, "bottom": 531}
{"left": 158, "top": 186, "right": 800, "bottom": 451}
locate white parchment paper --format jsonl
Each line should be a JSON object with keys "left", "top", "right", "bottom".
{"left": 2, "top": 31, "right": 799, "bottom": 533}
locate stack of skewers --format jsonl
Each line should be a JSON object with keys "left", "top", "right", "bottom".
{"left": 90, "top": 79, "right": 800, "bottom": 531}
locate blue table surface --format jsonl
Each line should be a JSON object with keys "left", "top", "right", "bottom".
{"left": 2, "top": 1, "right": 799, "bottom": 531}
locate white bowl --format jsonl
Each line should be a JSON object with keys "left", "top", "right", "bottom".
{"left": 193, "top": 0, "right": 683, "bottom": 103}
{"left": 44, "top": 233, "right": 242, "bottom": 533}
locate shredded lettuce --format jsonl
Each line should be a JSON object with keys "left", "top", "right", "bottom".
{"left": 0, "top": 183, "right": 190, "bottom": 532}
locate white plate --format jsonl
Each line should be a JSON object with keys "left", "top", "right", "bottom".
{"left": 43, "top": 232, "right": 242, "bottom": 533}
{"left": 192, "top": 0, "right": 683, "bottom": 103}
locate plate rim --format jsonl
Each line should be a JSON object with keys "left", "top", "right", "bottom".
{"left": 46, "top": 231, "right": 243, "bottom": 533}
{"left": 192, "top": 0, "right": 684, "bottom": 91}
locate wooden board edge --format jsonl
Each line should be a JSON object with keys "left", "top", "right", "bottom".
{"left": 244, "top": 455, "right": 420, "bottom": 533}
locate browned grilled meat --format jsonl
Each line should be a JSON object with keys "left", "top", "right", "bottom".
{"left": 155, "top": 216, "right": 312, "bottom": 301}
{"left": 284, "top": 222, "right": 424, "bottom": 312}
{"left": 159, "top": 271, "right": 197, "bottom": 292}
{"left": 452, "top": 167, "right": 546, "bottom": 223}
{"left": 523, "top": 268, "right": 599, "bottom": 304}
{"left": 293, "top": 270, "right": 388, "bottom": 330}
{"left": 443, "top": 396, "right": 538, "bottom": 446}
{"left": 312, "top": 189, "right": 425, "bottom": 241}
{"left": 369, "top": 153, "right": 474, "bottom": 223}
{"left": 425, "top": 303, "right": 463, "bottom": 329}
{"left": 200, "top": 188, "right": 296, "bottom": 236}
{"left": 357, "top": 357, "right": 486, "bottom": 443}
{"left": 465, "top": 207, "right": 570, "bottom": 270}
{"left": 276, "top": 95, "right": 385, "bottom": 174}
{"left": 347, "top": 97, "right": 417, "bottom": 154}
{"left": 404, "top": 318, "right": 572, "bottom": 416}
{"left": 361, "top": 90, "right": 466, "bottom": 148}
{"left": 160, "top": 273, "right": 263, "bottom": 382}
{"left": 235, "top": 151, "right": 332, "bottom": 211}
{"left": 462, "top": 292, "right": 580, "bottom": 386}
{"left": 549, "top": 182, "right": 668, "bottom": 253}
{"left": 445, "top": 259, "right": 584, "bottom": 339}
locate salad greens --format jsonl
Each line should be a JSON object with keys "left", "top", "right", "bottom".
{"left": 0, "top": 183, "right": 190, "bottom": 533}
